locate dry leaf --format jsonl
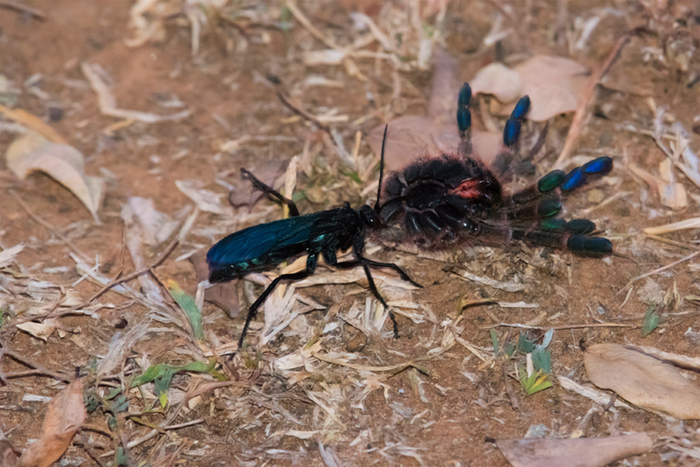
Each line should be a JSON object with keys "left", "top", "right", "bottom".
{"left": 514, "top": 55, "right": 588, "bottom": 122}
{"left": 658, "top": 159, "right": 687, "bottom": 209}
{"left": 16, "top": 319, "right": 58, "bottom": 341}
{"left": 0, "top": 244, "right": 23, "bottom": 269}
{"left": 176, "top": 180, "right": 233, "bottom": 216}
{"left": 496, "top": 433, "right": 653, "bottom": 467}
{"left": 469, "top": 63, "right": 524, "bottom": 103}
{"left": 189, "top": 249, "right": 240, "bottom": 318}
{"left": 585, "top": 343, "right": 700, "bottom": 419}
{"left": 471, "top": 55, "right": 588, "bottom": 122}
{"left": 367, "top": 48, "right": 503, "bottom": 171}
{"left": 17, "top": 378, "right": 86, "bottom": 467}
{"left": 124, "top": 197, "right": 179, "bottom": 246}
{"left": 0, "top": 105, "right": 66, "bottom": 144}
{"left": 367, "top": 118, "right": 500, "bottom": 172}
{"left": 6, "top": 131, "right": 104, "bottom": 223}
{"left": 0, "top": 440, "right": 19, "bottom": 467}
{"left": 81, "top": 62, "right": 189, "bottom": 123}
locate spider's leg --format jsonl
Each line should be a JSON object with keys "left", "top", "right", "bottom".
{"left": 492, "top": 95, "right": 531, "bottom": 177}
{"left": 456, "top": 83, "right": 472, "bottom": 158}
{"left": 504, "top": 156, "right": 614, "bottom": 220}
{"left": 480, "top": 220, "right": 613, "bottom": 256}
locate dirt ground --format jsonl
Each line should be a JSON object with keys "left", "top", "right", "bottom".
{"left": 2, "top": 0, "right": 700, "bottom": 465}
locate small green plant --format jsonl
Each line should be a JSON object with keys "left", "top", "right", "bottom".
{"left": 131, "top": 359, "right": 223, "bottom": 408}
{"left": 518, "top": 367, "right": 553, "bottom": 395}
{"left": 165, "top": 280, "right": 203, "bottom": 341}
{"left": 641, "top": 305, "right": 660, "bottom": 337}
{"left": 490, "top": 329, "right": 515, "bottom": 358}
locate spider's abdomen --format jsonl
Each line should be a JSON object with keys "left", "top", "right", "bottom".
{"left": 379, "top": 154, "right": 502, "bottom": 248}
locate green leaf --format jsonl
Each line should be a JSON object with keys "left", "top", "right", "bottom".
{"left": 489, "top": 329, "right": 499, "bottom": 354}
{"left": 517, "top": 332, "right": 536, "bottom": 354}
{"left": 641, "top": 306, "right": 660, "bottom": 337}
{"left": 131, "top": 359, "right": 222, "bottom": 389}
{"left": 111, "top": 394, "right": 129, "bottom": 413}
{"left": 165, "top": 279, "right": 203, "bottom": 341}
{"left": 107, "top": 415, "right": 118, "bottom": 432}
{"left": 154, "top": 368, "right": 176, "bottom": 408}
{"left": 518, "top": 367, "right": 553, "bottom": 395}
{"left": 531, "top": 348, "right": 552, "bottom": 374}
{"left": 115, "top": 447, "right": 128, "bottom": 466}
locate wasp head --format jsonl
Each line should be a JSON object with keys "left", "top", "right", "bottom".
{"left": 359, "top": 204, "right": 383, "bottom": 230}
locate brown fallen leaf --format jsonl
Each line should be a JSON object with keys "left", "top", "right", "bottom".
{"left": 190, "top": 249, "right": 240, "bottom": 318}
{"left": 513, "top": 55, "right": 588, "bottom": 122}
{"left": 17, "top": 378, "right": 86, "bottom": 467}
{"left": 6, "top": 131, "right": 104, "bottom": 223}
{"left": 471, "top": 55, "right": 588, "bottom": 122}
{"left": 0, "top": 244, "right": 23, "bottom": 269}
{"left": 469, "top": 62, "right": 523, "bottom": 104}
{"left": 585, "top": 343, "right": 700, "bottom": 419}
{"left": 496, "top": 433, "right": 654, "bottom": 467}
{"left": 0, "top": 440, "right": 19, "bottom": 467}
{"left": 124, "top": 197, "right": 179, "bottom": 246}
{"left": 0, "top": 105, "right": 66, "bottom": 144}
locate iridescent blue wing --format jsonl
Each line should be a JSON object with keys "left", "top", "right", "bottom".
{"left": 207, "top": 213, "right": 321, "bottom": 270}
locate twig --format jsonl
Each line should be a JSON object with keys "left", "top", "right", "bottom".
{"left": 78, "top": 430, "right": 108, "bottom": 467}
{"left": 0, "top": 349, "right": 72, "bottom": 382}
{"left": 0, "top": 0, "right": 46, "bottom": 20}
{"left": 485, "top": 322, "right": 637, "bottom": 330}
{"left": 617, "top": 250, "right": 700, "bottom": 294}
{"left": 502, "top": 362, "right": 520, "bottom": 411}
{"left": 312, "top": 351, "right": 434, "bottom": 372}
{"left": 646, "top": 234, "right": 700, "bottom": 251}
{"left": 100, "top": 430, "right": 158, "bottom": 458}
{"left": 163, "top": 418, "right": 204, "bottom": 430}
{"left": 285, "top": 0, "right": 337, "bottom": 49}
{"left": 554, "top": 28, "right": 646, "bottom": 168}
{"left": 10, "top": 190, "right": 92, "bottom": 264}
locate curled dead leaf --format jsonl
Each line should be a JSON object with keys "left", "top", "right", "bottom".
{"left": 585, "top": 343, "right": 700, "bottom": 419}
{"left": 17, "top": 378, "right": 86, "bottom": 467}
{"left": 6, "top": 131, "right": 104, "bottom": 223}
{"left": 471, "top": 55, "right": 588, "bottom": 122}
{"left": 0, "top": 440, "right": 19, "bottom": 467}
{"left": 496, "top": 433, "right": 654, "bottom": 467}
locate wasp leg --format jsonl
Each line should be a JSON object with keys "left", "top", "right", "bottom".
{"left": 237, "top": 254, "right": 317, "bottom": 350}
{"left": 241, "top": 168, "right": 300, "bottom": 217}
{"left": 335, "top": 257, "right": 414, "bottom": 339}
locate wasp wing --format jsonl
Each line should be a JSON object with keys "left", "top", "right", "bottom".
{"left": 207, "top": 211, "right": 332, "bottom": 272}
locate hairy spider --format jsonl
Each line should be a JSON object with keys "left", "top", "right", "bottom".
{"left": 376, "top": 83, "right": 613, "bottom": 255}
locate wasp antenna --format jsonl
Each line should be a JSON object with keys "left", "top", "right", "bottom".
{"left": 374, "top": 124, "right": 388, "bottom": 212}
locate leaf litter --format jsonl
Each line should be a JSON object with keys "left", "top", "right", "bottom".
{"left": 5, "top": 1, "right": 700, "bottom": 465}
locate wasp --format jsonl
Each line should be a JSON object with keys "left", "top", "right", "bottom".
{"left": 207, "top": 128, "right": 420, "bottom": 349}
